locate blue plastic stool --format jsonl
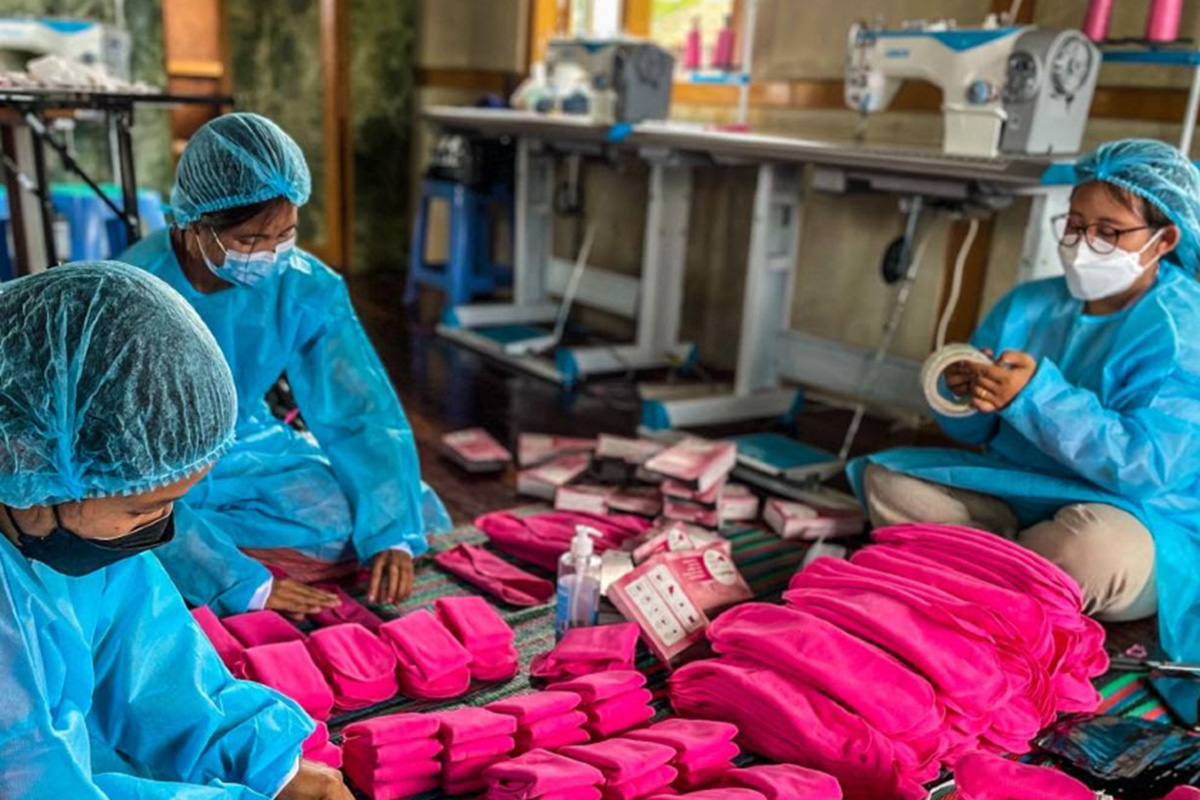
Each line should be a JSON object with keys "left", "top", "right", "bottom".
{"left": 406, "top": 178, "right": 513, "bottom": 308}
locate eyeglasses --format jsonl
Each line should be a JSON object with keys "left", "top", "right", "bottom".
{"left": 1052, "top": 213, "right": 1158, "bottom": 255}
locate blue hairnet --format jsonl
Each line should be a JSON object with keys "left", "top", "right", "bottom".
{"left": 0, "top": 261, "right": 237, "bottom": 507}
{"left": 1075, "top": 138, "right": 1200, "bottom": 271}
{"left": 170, "top": 112, "right": 311, "bottom": 227}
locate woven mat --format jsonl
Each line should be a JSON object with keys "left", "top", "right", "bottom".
{"left": 331, "top": 519, "right": 1169, "bottom": 799}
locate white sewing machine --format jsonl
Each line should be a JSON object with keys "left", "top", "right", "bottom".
{"left": 0, "top": 17, "right": 131, "bottom": 80}
{"left": 846, "top": 15, "right": 1098, "bottom": 157}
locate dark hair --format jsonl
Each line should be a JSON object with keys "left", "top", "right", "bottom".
{"left": 196, "top": 196, "right": 292, "bottom": 233}
{"left": 1092, "top": 181, "right": 1172, "bottom": 229}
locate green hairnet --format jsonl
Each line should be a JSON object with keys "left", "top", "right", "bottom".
{"left": 1075, "top": 138, "right": 1200, "bottom": 271}
{"left": 170, "top": 112, "right": 311, "bottom": 227}
{"left": 0, "top": 261, "right": 237, "bottom": 507}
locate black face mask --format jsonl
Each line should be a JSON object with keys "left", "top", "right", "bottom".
{"left": 6, "top": 505, "right": 175, "bottom": 577}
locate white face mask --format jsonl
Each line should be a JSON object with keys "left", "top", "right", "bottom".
{"left": 1058, "top": 229, "right": 1164, "bottom": 301}
{"left": 198, "top": 229, "right": 296, "bottom": 288}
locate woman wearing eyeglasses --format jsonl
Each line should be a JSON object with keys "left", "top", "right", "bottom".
{"left": 851, "top": 139, "right": 1200, "bottom": 660}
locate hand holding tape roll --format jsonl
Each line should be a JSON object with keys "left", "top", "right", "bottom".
{"left": 921, "top": 344, "right": 995, "bottom": 417}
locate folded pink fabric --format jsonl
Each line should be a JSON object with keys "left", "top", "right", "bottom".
{"left": 561, "top": 738, "right": 677, "bottom": 784}
{"left": 551, "top": 670, "right": 648, "bottom": 702}
{"left": 304, "top": 741, "right": 342, "bottom": 769}
{"left": 241, "top": 640, "right": 335, "bottom": 721}
{"left": 223, "top": 610, "right": 306, "bottom": 647}
{"left": 190, "top": 605, "right": 246, "bottom": 675}
{"left": 669, "top": 658, "right": 925, "bottom": 800}
{"left": 436, "top": 595, "right": 517, "bottom": 651}
{"left": 522, "top": 710, "right": 590, "bottom": 739}
{"left": 677, "top": 740, "right": 739, "bottom": 770}
{"left": 477, "top": 510, "right": 652, "bottom": 571}
{"left": 306, "top": 623, "right": 398, "bottom": 710}
{"left": 488, "top": 691, "right": 583, "bottom": 724}
{"left": 623, "top": 718, "right": 738, "bottom": 760}
{"left": 434, "top": 544, "right": 555, "bottom": 607}
{"left": 310, "top": 583, "right": 384, "bottom": 632}
{"left": 447, "top": 734, "right": 515, "bottom": 763}
{"left": 604, "top": 764, "right": 677, "bottom": 800}
{"left": 953, "top": 752, "right": 1093, "bottom": 800}
{"left": 532, "top": 790, "right": 603, "bottom": 800}
{"left": 589, "top": 689, "right": 654, "bottom": 723}
{"left": 472, "top": 645, "right": 521, "bottom": 682}
{"left": 344, "top": 739, "right": 444, "bottom": 766}
{"left": 719, "top": 765, "right": 843, "bottom": 800}
{"left": 517, "top": 725, "right": 591, "bottom": 751}
{"left": 676, "top": 765, "right": 735, "bottom": 791}
{"left": 445, "top": 776, "right": 488, "bottom": 795}
{"left": 344, "top": 752, "right": 441, "bottom": 783}
{"left": 434, "top": 707, "right": 519, "bottom": 747}
{"left": 586, "top": 704, "right": 656, "bottom": 739}
{"left": 648, "top": 791, "right": 766, "bottom": 800}
{"left": 530, "top": 623, "right": 641, "bottom": 680}
{"left": 483, "top": 748, "right": 606, "bottom": 797}
{"left": 341, "top": 712, "right": 441, "bottom": 745}
{"left": 380, "top": 609, "right": 473, "bottom": 699}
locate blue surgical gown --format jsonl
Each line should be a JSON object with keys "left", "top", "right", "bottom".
{"left": 120, "top": 230, "right": 450, "bottom": 614}
{"left": 0, "top": 542, "right": 311, "bottom": 799}
{"left": 849, "top": 264, "right": 1200, "bottom": 660}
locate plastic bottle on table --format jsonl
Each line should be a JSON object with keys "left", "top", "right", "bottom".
{"left": 555, "top": 525, "right": 602, "bottom": 640}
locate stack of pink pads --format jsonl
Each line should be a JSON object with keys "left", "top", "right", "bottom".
{"left": 954, "top": 752, "right": 1200, "bottom": 800}
{"left": 552, "top": 670, "right": 656, "bottom": 739}
{"left": 476, "top": 510, "right": 652, "bottom": 571}
{"left": 221, "top": 612, "right": 336, "bottom": 722}
{"left": 487, "top": 691, "right": 591, "bottom": 753}
{"left": 718, "top": 765, "right": 844, "bottom": 799}
{"left": 483, "top": 749, "right": 605, "bottom": 800}
{"left": 669, "top": 523, "right": 1110, "bottom": 800}
{"left": 380, "top": 609, "right": 473, "bottom": 699}
{"left": 625, "top": 718, "right": 741, "bottom": 790}
{"left": 560, "top": 738, "right": 678, "bottom": 800}
{"left": 436, "top": 595, "right": 520, "bottom": 681}
{"left": 530, "top": 623, "right": 640, "bottom": 681}
{"left": 342, "top": 713, "right": 443, "bottom": 800}
{"left": 433, "top": 707, "right": 518, "bottom": 795}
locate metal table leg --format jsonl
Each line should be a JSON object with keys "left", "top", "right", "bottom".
{"left": 0, "top": 119, "right": 55, "bottom": 274}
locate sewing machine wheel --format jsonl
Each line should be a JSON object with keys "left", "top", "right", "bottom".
{"left": 1050, "top": 35, "right": 1094, "bottom": 97}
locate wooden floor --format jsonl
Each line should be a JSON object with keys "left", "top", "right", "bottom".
{"left": 348, "top": 272, "right": 1156, "bottom": 653}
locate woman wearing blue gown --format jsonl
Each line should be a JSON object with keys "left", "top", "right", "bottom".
{"left": 121, "top": 113, "right": 450, "bottom": 618}
{"left": 852, "top": 139, "right": 1200, "bottom": 660}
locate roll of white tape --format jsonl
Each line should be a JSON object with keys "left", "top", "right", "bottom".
{"left": 921, "top": 343, "right": 994, "bottom": 418}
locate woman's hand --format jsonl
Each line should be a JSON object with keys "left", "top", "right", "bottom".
{"left": 972, "top": 350, "right": 1037, "bottom": 413}
{"left": 265, "top": 578, "right": 341, "bottom": 621}
{"left": 368, "top": 549, "right": 414, "bottom": 604}
{"left": 277, "top": 760, "right": 354, "bottom": 800}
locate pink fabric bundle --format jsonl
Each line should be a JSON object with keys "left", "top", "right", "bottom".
{"left": 484, "top": 748, "right": 606, "bottom": 799}
{"left": 669, "top": 658, "right": 926, "bottom": 800}
{"left": 190, "top": 605, "right": 246, "bottom": 677}
{"left": 488, "top": 692, "right": 591, "bottom": 753}
{"left": 707, "top": 603, "right": 942, "bottom": 773}
{"left": 625, "top": 718, "right": 741, "bottom": 789}
{"left": 552, "top": 670, "right": 648, "bottom": 702}
{"left": 560, "top": 738, "right": 677, "bottom": 798}
{"left": 436, "top": 596, "right": 519, "bottom": 681}
{"left": 435, "top": 707, "right": 518, "bottom": 794}
{"left": 477, "top": 510, "right": 652, "bottom": 571}
{"left": 342, "top": 713, "right": 443, "bottom": 800}
{"left": 309, "top": 584, "right": 384, "bottom": 632}
{"left": 380, "top": 609, "right": 472, "bottom": 699}
{"left": 585, "top": 689, "right": 656, "bottom": 738}
{"left": 434, "top": 543, "right": 555, "bottom": 607}
{"left": 306, "top": 623, "right": 398, "bottom": 710}
{"left": 953, "top": 752, "right": 1093, "bottom": 800}
{"left": 241, "top": 640, "right": 335, "bottom": 721}
{"left": 530, "top": 623, "right": 640, "bottom": 681}
{"left": 223, "top": 610, "right": 306, "bottom": 647}
{"left": 719, "top": 765, "right": 843, "bottom": 800}
{"left": 301, "top": 720, "right": 342, "bottom": 768}
{"left": 869, "top": 525, "right": 1107, "bottom": 712}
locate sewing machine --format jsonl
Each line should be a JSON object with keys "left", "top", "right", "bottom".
{"left": 845, "top": 16, "right": 1098, "bottom": 157}
{"left": 0, "top": 17, "right": 131, "bottom": 80}
{"left": 512, "top": 37, "right": 675, "bottom": 125}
